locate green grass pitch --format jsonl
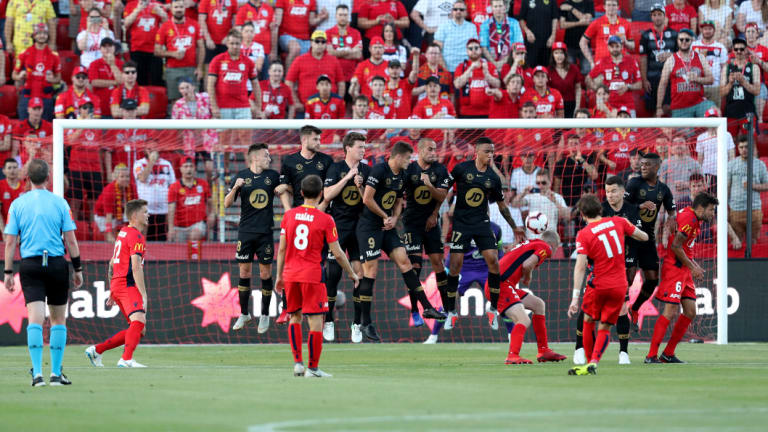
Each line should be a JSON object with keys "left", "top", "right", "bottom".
{"left": 1, "top": 342, "right": 767, "bottom": 431}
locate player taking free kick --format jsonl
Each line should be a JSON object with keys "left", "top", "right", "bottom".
{"left": 86, "top": 199, "right": 150, "bottom": 368}
{"left": 569, "top": 194, "right": 649, "bottom": 376}
{"left": 276, "top": 175, "right": 359, "bottom": 378}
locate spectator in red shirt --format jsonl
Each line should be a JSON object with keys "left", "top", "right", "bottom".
{"left": 123, "top": 0, "right": 168, "bottom": 86}
{"left": 666, "top": 0, "right": 698, "bottom": 34}
{"left": 412, "top": 76, "right": 457, "bottom": 144}
{"left": 384, "top": 59, "right": 418, "bottom": 119}
{"left": 367, "top": 75, "right": 395, "bottom": 119}
{"left": 487, "top": 72, "right": 523, "bottom": 119}
{"left": 0, "top": 158, "right": 25, "bottom": 236}
{"left": 256, "top": 61, "right": 296, "bottom": 119}
{"left": 17, "top": 98, "right": 53, "bottom": 169}
{"left": 357, "top": 0, "right": 409, "bottom": 42}
{"left": 55, "top": 66, "right": 103, "bottom": 119}
{"left": 275, "top": 0, "right": 325, "bottom": 71}
{"left": 350, "top": 36, "right": 389, "bottom": 98}
{"left": 520, "top": 66, "right": 565, "bottom": 118}
{"left": 586, "top": 35, "right": 642, "bottom": 117}
{"left": 65, "top": 101, "right": 108, "bottom": 221}
{"left": 326, "top": 4, "right": 363, "bottom": 83}
{"left": 11, "top": 23, "right": 60, "bottom": 121}
{"left": 414, "top": 43, "right": 454, "bottom": 102}
{"left": 453, "top": 38, "right": 500, "bottom": 118}
{"left": 548, "top": 41, "right": 583, "bottom": 118}
{"left": 285, "top": 30, "right": 345, "bottom": 107}
{"left": 0, "top": 114, "right": 13, "bottom": 164}
{"left": 351, "top": 94, "right": 370, "bottom": 119}
{"left": 88, "top": 38, "right": 123, "bottom": 119}
{"left": 501, "top": 42, "right": 533, "bottom": 89}
{"left": 207, "top": 28, "right": 261, "bottom": 119}
{"left": 305, "top": 74, "right": 346, "bottom": 120}
{"left": 95, "top": 164, "right": 138, "bottom": 242}
{"left": 110, "top": 61, "right": 151, "bottom": 118}
{"left": 200, "top": 0, "right": 237, "bottom": 74}
{"left": 167, "top": 156, "right": 214, "bottom": 242}
{"left": 234, "top": 0, "right": 276, "bottom": 79}
{"left": 155, "top": 0, "right": 204, "bottom": 105}
{"left": 579, "top": 0, "right": 633, "bottom": 69}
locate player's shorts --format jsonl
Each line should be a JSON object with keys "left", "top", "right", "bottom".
{"left": 19, "top": 256, "right": 69, "bottom": 305}
{"left": 357, "top": 225, "right": 403, "bottom": 262}
{"left": 449, "top": 223, "right": 497, "bottom": 253}
{"left": 484, "top": 281, "right": 529, "bottom": 315}
{"left": 636, "top": 238, "right": 659, "bottom": 271}
{"left": 285, "top": 281, "right": 328, "bottom": 314}
{"left": 235, "top": 231, "right": 274, "bottom": 264}
{"left": 110, "top": 279, "right": 145, "bottom": 322}
{"left": 656, "top": 260, "right": 696, "bottom": 305}
{"left": 402, "top": 225, "right": 444, "bottom": 255}
{"left": 327, "top": 224, "right": 360, "bottom": 262}
{"left": 582, "top": 286, "right": 625, "bottom": 325}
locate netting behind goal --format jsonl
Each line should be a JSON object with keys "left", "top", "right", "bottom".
{"left": 39, "top": 119, "right": 728, "bottom": 345}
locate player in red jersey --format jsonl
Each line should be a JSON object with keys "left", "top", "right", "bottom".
{"left": 485, "top": 231, "right": 567, "bottom": 364}
{"left": 646, "top": 193, "right": 718, "bottom": 364}
{"left": 569, "top": 194, "right": 648, "bottom": 376}
{"left": 0, "top": 159, "right": 25, "bottom": 235}
{"left": 85, "top": 199, "right": 150, "bottom": 368}
{"left": 276, "top": 175, "right": 359, "bottom": 378}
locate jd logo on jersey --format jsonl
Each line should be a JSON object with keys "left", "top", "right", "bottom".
{"left": 465, "top": 188, "right": 484, "bottom": 207}
{"left": 342, "top": 185, "right": 361, "bottom": 205}
{"left": 414, "top": 186, "right": 432, "bottom": 204}
{"left": 249, "top": 189, "right": 269, "bottom": 209}
{"left": 381, "top": 191, "right": 397, "bottom": 209}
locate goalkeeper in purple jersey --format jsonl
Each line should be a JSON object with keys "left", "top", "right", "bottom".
{"left": 423, "top": 223, "right": 504, "bottom": 344}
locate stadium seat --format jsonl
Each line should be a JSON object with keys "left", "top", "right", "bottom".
{"left": 146, "top": 86, "right": 168, "bottom": 119}
{"left": 59, "top": 51, "right": 79, "bottom": 85}
{"left": 0, "top": 85, "right": 18, "bottom": 118}
{"left": 57, "top": 18, "right": 72, "bottom": 52}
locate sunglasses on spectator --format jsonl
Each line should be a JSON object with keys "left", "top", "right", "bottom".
{"left": 74, "top": 74, "right": 87, "bottom": 79}
{"left": 536, "top": 181, "right": 549, "bottom": 185}
{"left": 453, "top": 8, "right": 465, "bottom": 11}
{"left": 733, "top": 47, "right": 746, "bottom": 52}
{"left": 124, "top": 70, "right": 137, "bottom": 74}
{"left": 313, "top": 39, "right": 327, "bottom": 44}
{"left": 678, "top": 38, "right": 692, "bottom": 42}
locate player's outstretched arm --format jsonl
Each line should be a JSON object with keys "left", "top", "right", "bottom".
{"left": 131, "top": 254, "right": 148, "bottom": 311}
{"left": 569, "top": 254, "right": 588, "bottom": 318}
{"left": 670, "top": 231, "right": 705, "bottom": 280}
{"left": 329, "top": 240, "right": 360, "bottom": 287}
{"left": 276, "top": 185, "right": 293, "bottom": 210}
{"left": 630, "top": 226, "right": 649, "bottom": 242}
{"left": 274, "top": 234, "right": 287, "bottom": 293}
{"left": 495, "top": 201, "right": 518, "bottom": 230}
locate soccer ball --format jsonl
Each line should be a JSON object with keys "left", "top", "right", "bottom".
{"left": 525, "top": 211, "right": 549, "bottom": 235}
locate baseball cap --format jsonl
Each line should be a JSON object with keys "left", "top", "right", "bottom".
{"left": 100, "top": 37, "right": 115, "bottom": 47}
{"left": 73, "top": 66, "right": 88, "bottom": 77}
{"left": 617, "top": 106, "right": 631, "bottom": 115}
{"left": 679, "top": 28, "right": 696, "bottom": 37}
{"left": 700, "top": 20, "right": 715, "bottom": 28}
{"left": 650, "top": 3, "right": 665, "bottom": 13}
{"left": 369, "top": 36, "right": 384, "bottom": 47}
{"left": 552, "top": 41, "right": 567, "bottom": 51}
{"left": 733, "top": 36, "right": 748, "bottom": 46}
{"left": 34, "top": 23, "right": 48, "bottom": 34}
{"left": 388, "top": 59, "right": 402, "bottom": 69}
{"left": 316, "top": 74, "right": 331, "bottom": 85}
{"left": 29, "top": 97, "right": 44, "bottom": 108}
{"left": 705, "top": 107, "right": 720, "bottom": 117}
{"left": 532, "top": 65, "right": 548, "bottom": 75}
{"left": 466, "top": 38, "right": 481, "bottom": 47}
{"left": 120, "top": 98, "right": 138, "bottom": 110}
{"left": 513, "top": 42, "right": 526, "bottom": 52}
{"left": 745, "top": 22, "right": 759, "bottom": 31}
{"left": 311, "top": 30, "right": 326, "bottom": 41}
{"left": 607, "top": 35, "right": 623, "bottom": 45}
{"left": 180, "top": 155, "right": 195, "bottom": 166}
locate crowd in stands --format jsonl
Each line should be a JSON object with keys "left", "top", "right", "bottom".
{"left": 0, "top": 0, "right": 767, "bottom": 253}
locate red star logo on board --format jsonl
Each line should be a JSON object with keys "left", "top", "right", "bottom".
{"left": 397, "top": 271, "right": 443, "bottom": 330}
{"left": 191, "top": 273, "right": 240, "bottom": 333}
{"left": 628, "top": 270, "right": 658, "bottom": 330}
{"left": 0, "top": 274, "right": 28, "bottom": 333}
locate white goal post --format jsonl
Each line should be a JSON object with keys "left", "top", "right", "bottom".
{"left": 53, "top": 117, "right": 730, "bottom": 344}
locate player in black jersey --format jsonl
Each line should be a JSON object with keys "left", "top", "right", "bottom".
{"left": 277, "top": 125, "right": 334, "bottom": 209}
{"left": 402, "top": 137, "right": 451, "bottom": 327}
{"left": 355, "top": 141, "right": 446, "bottom": 342}
{"left": 320, "top": 132, "right": 370, "bottom": 342}
{"left": 572, "top": 176, "right": 643, "bottom": 365}
{"left": 444, "top": 137, "right": 519, "bottom": 330}
{"left": 224, "top": 143, "right": 281, "bottom": 333}
{"left": 275, "top": 125, "right": 334, "bottom": 323}
{"left": 624, "top": 153, "right": 676, "bottom": 330}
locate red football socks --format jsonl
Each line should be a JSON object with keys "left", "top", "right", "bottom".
{"left": 288, "top": 323, "right": 303, "bottom": 364}
{"left": 531, "top": 314, "right": 549, "bottom": 352}
{"left": 590, "top": 329, "right": 611, "bottom": 363}
{"left": 508, "top": 323, "right": 528, "bottom": 355}
{"left": 95, "top": 329, "right": 127, "bottom": 354}
{"left": 583, "top": 320, "right": 596, "bottom": 360}
{"left": 663, "top": 315, "right": 692, "bottom": 357}
{"left": 122, "top": 321, "right": 144, "bottom": 361}
{"left": 648, "top": 315, "right": 671, "bottom": 358}
{"left": 308, "top": 331, "right": 323, "bottom": 369}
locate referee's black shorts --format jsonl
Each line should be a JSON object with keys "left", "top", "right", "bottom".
{"left": 19, "top": 256, "right": 70, "bottom": 305}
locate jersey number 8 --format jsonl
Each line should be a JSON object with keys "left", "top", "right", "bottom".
{"left": 294, "top": 224, "right": 309, "bottom": 250}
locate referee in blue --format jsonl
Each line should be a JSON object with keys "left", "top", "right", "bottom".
{"left": 4, "top": 159, "right": 83, "bottom": 387}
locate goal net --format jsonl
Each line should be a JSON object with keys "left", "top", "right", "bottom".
{"left": 45, "top": 118, "right": 729, "bottom": 345}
